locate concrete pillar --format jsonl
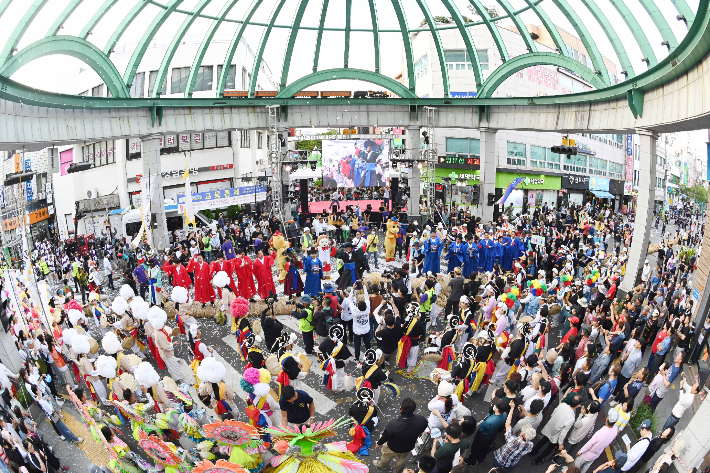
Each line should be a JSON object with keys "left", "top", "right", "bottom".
{"left": 408, "top": 127, "right": 421, "bottom": 222}
{"left": 230, "top": 130, "right": 241, "bottom": 181}
{"left": 140, "top": 136, "right": 169, "bottom": 251}
{"left": 620, "top": 129, "right": 657, "bottom": 293}
{"left": 479, "top": 128, "right": 497, "bottom": 223}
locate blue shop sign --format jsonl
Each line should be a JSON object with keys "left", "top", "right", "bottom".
{"left": 589, "top": 177, "right": 609, "bottom": 192}
{"left": 450, "top": 91, "right": 477, "bottom": 98}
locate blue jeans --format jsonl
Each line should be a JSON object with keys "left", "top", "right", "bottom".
{"left": 354, "top": 332, "right": 371, "bottom": 361}
{"left": 662, "top": 413, "right": 681, "bottom": 432}
{"left": 54, "top": 419, "right": 80, "bottom": 442}
{"left": 367, "top": 251, "right": 379, "bottom": 268}
{"left": 204, "top": 250, "right": 212, "bottom": 262}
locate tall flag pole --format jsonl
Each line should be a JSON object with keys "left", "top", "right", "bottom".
{"left": 182, "top": 160, "right": 195, "bottom": 227}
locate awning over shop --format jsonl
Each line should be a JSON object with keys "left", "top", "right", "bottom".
{"left": 108, "top": 208, "right": 127, "bottom": 215}
{"left": 591, "top": 190, "right": 614, "bottom": 199}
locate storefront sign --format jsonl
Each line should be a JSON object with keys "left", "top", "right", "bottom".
{"left": 624, "top": 182, "right": 632, "bottom": 195}
{"left": 495, "top": 172, "right": 561, "bottom": 190}
{"left": 575, "top": 143, "right": 596, "bottom": 156}
{"left": 3, "top": 207, "right": 50, "bottom": 231}
{"left": 210, "top": 164, "right": 234, "bottom": 171}
{"left": 626, "top": 135, "right": 633, "bottom": 181}
{"left": 162, "top": 167, "right": 198, "bottom": 180}
{"left": 435, "top": 168, "right": 480, "bottom": 185}
{"left": 438, "top": 156, "right": 480, "bottom": 169}
{"left": 589, "top": 177, "right": 610, "bottom": 192}
{"left": 563, "top": 175, "right": 589, "bottom": 189}
{"left": 177, "top": 185, "right": 267, "bottom": 213}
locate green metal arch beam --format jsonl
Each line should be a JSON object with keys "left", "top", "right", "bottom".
{"left": 476, "top": 52, "right": 606, "bottom": 98}
{"left": 79, "top": 0, "right": 120, "bottom": 39}
{"left": 103, "top": 0, "right": 151, "bottom": 55}
{"left": 608, "top": 0, "right": 657, "bottom": 68}
{"left": 312, "top": 0, "right": 330, "bottom": 72}
{"left": 184, "top": 0, "right": 240, "bottom": 98}
{"left": 414, "top": 0, "right": 450, "bottom": 97}
{"left": 523, "top": 0, "right": 567, "bottom": 56}
{"left": 279, "top": 0, "right": 308, "bottom": 87}
{"left": 439, "top": 0, "right": 483, "bottom": 86}
{"left": 275, "top": 68, "right": 417, "bottom": 99}
{"left": 46, "top": 0, "right": 84, "bottom": 37}
{"left": 391, "top": 0, "right": 415, "bottom": 90}
{"left": 367, "top": 0, "right": 380, "bottom": 72}
{"left": 124, "top": 0, "right": 185, "bottom": 88}
{"left": 0, "top": 36, "right": 129, "bottom": 98}
{"left": 151, "top": 0, "right": 210, "bottom": 97}
{"left": 0, "top": 0, "right": 11, "bottom": 20}
{"left": 0, "top": 0, "right": 50, "bottom": 66}
{"left": 578, "top": 0, "right": 635, "bottom": 79}
{"left": 216, "top": 0, "right": 263, "bottom": 95}
{"left": 637, "top": 0, "right": 679, "bottom": 51}
{"left": 247, "top": 0, "right": 286, "bottom": 97}
{"left": 466, "top": 0, "right": 509, "bottom": 62}
{"left": 344, "top": 0, "right": 352, "bottom": 67}
{"left": 550, "top": 0, "right": 609, "bottom": 85}
{"left": 497, "top": 0, "right": 537, "bottom": 52}
{"left": 670, "top": 0, "right": 695, "bottom": 27}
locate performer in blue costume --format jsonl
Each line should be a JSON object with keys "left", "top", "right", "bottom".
{"left": 478, "top": 233, "right": 490, "bottom": 272}
{"left": 463, "top": 234, "right": 478, "bottom": 277}
{"left": 514, "top": 233, "right": 526, "bottom": 259}
{"left": 445, "top": 235, "right": 465, "bottom": 273}
{"left": 302, "top": 249, "right": 324, "bottom": 297}
{"left": 501, "top": 233, "right": 514, "bottom": 271}
{"left": 422, "top": 234, "right": 443, "bottom": 274}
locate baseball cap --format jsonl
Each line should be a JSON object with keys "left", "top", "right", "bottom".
{"left": 614, "top": 451, "right": 628, "bottom": 469}
{"left": 607, "top": 409, "right": 619, "bottom": 424}
{"left": 638, "top": 419, "right": 652, "bottom": 430}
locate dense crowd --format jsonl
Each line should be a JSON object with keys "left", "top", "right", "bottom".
{"left": 0, "top": 197, "right": 705, "bottom": 473}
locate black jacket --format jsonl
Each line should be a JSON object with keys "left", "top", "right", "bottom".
{"left": 261, "top": 315, "right": 284, "bottom": 351}
{"left": 377, "top": 414, "right": 428, "bottom": 452}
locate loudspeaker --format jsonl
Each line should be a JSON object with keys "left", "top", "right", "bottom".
{"left": 299, "top": 179, "right": 309, "bottom": 213}
{"left": 390, "top": 178, "right": 399, "bottom": 211}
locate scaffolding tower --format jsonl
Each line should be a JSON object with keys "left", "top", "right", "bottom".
{"left": 423, "top": 106, "right": 437, "bottom": 213}
{"left": 266, "top": 105, "right": 284, "bottom": 223}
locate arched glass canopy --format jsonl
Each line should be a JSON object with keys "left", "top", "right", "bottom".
{"left": 0, "top": 0, "right": 704, "bottom": 107}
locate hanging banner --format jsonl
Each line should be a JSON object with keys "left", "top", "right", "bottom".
{"left": 177, "top": 185, "right": 267, "bottom": 213}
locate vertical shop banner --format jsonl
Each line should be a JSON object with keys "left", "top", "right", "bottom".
{"left": 60, "top": 149, "right": 74, "bottom": 176}
{"left": 626, "top": 135, "right": 633, "bottom": 181}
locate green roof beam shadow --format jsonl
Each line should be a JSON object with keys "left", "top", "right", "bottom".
{"left": 79, "top": 0, "right": 120, "bottom": 39}
{"left": 280, "top": 0, "right": 308, "bottom": 87}
{"left": 275, "top": 68, "right": 417, "bottom": 99}
{"left": 367, "top": 0, "right": 380, "bottom": 72}
{"left": 637, "top": 0, "right": 679, "bottom": 51}
{"left": 216, "top": 0, "right": 263, "bottom": 96}
{"left": 522, "top": 0, "right": 568, "bottom": 56}
{"left": 608, "top": 0, "right": 658, "bottom": 68}
{"left": 578, "top": 0, "right": 635, "bottom": 79}
{"left": 414, "top": 0, "right": 450, "bottom": 96}
{"left": 439, "top": 0, "right": 483, "bottom": 86}
{"left": 46, "top": 0, "right": 84, "bottom": 37}
{"left": 0, "top": 0, "right": 11, "bottom": 20}
{"left": 313, "top": 0, "right": 330, "bottom": 72}
{"left": 391, "top": 0, "right": 415, "bottom": 90}
{"left": 550, "top": 0, "right": 609, "bottom": 85}
{"left": 497, "top": 0, "right": 536, "bottom": 52}
{"left": 476, "top": 52, "right": 606, "bottom": 98}
{"left": 103, "top": 0, "right": 151, "bottom": 55}
{"left": 0, "top": 0, "right": 50, "bottom": 66}
{"left": 124, "top": 0, "right": 185, "bottom": 89}
{"left": 466, "top": 0, "right": 509, "bottom": 61}
{"left": 248, "top": 0, "right": 287, "bottom": 97}
{"left": 670, "top": 0, "right": 695, "bottom": 28}
{"left": 0, "top": 36, "right": 129, "bottom": 98}
{"left": 184, "top": 0, "right": 240, "bottom": 98}
{"left": 344, "top": 0, "right": 352, "bottom": 67}
{"left": 151, "top": 0, "right": 211, "bottom": 97}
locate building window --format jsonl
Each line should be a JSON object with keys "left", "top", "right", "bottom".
{"left": 217, "top": 65, "right": 236, "bottom": 90}
{"left": 83, "top": 140, "right": 116, "bottom": 168}
{"left": 445, "top": 138, "right": 480, "bottom": 165}
{"left": 257, "top": 132, "right": 263, "bottom": 149}
{"left": 129, "top": 72, "right": 145, "bottom": 98}
{"left": 171, "top": 67, "right": 191, "bottom": 94}
{"left": 529, "top": 146, "right": 561, "bottom": 170}
{"left": 506, "top": 142, "right": 526, "bottom": 166}
{"left": 148, "top": 70, "right": 167, "bottom": 96}
{"left": 563, "top": 155, "right": 587, "bottom": 173}
{"left": 414, "top": 54, "right": 429, "bottom": 80}
{"left": 194, "top": 66, "right": 213, "bottom": 92}
{"left": 91, "top": 85, "right": 104, "bottom": 97}
{"left": 240, "top": 130, "right": 250, "bottom": 148}
{"left": 588, "top": 157, "right": 608, "bottom": 176}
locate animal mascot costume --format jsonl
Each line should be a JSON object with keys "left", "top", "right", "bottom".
{"left": 347, "top": 387, "right": 378, "bottom": 456}
{"left": 384, "top": 218, "right": 400, "bottom": 261}
{"left": 269, "top": 232, "right": 291, "bottom": 284}
{"left": 317, "top": 235, "right": 337, "bottom": 279}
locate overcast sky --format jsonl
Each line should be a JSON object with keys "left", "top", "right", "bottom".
{"left": 0, "top": 0, "right": 706, "bottom": 154}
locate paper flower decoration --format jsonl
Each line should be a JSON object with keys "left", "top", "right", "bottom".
{"left": 202, "top": 420, "right": 260, "bottom": 447}
{"left": 230, "top": 298, "right": 250, "bottom": 318}
{"left": 137, "top": 429, "right": 182, "bottom": 467}
{"left": 193, "top": 460, "right": 248, "bottom": 473}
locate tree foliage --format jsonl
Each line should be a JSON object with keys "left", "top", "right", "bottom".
{"left": 680, "top": 183, "right": 708, "bottom": 203}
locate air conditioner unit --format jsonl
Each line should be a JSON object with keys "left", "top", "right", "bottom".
{"left": 87, "top": 189, "right": 99, "bottom": 199}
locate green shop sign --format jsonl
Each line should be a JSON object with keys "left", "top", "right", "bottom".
{"left": 435, "top": 167, "right": 480, "bottom": 185}
{"left": 495, "top": 172, "right": 561, "bottom": 190}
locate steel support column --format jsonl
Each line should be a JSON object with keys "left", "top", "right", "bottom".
{"left": 620, "top": 130, "right": 657, "bottom": 293}
{"left": 478, "top": 128, "right": 497, "bottom": 223}
{"left": 267, "top": 106, "right": 284, "bottom": 223}
{"left": 408, "top": 126, "right": 421, "bottom": 222}
{"left": 141, "top": 136, "right": 169, "bottom": 251}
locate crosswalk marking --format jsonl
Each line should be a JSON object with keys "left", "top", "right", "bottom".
{"left": 220, "top": 335, "right": 337, "bottom": 415}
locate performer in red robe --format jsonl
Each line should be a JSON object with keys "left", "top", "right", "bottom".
{"left": 186, "top": 255, "right": 215, "bottom": 304}
{"left": 210, "top": 256, "right": 237, "bottom": 298}
{"left": 252, "top": 249, "right": 276, "bottom": 299}
{"left": 163, "top": 257, "right": 191, "bottom": 289}
{"left": 233, "top": 248, "right": 256, "bottom": 299}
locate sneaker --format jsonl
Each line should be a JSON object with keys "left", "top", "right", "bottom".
{"left": 61, "top": 466, "right": 70, "bottom": 471}
{"left": 77, "top": 437, "right": 83, "bottom": 443}
{"left": 59, "top": 436, "right": 66, "bottom": 441}
{"left": 56, "top": 397, "right": 65, "bottom": 406}
{"left": 609, "top": 400, "right": 619, "bottom": 407}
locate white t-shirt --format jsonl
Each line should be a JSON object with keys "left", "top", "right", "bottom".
{"left": 427, "top": 396, "right": 460, "bottom": 429}
{"left": 671, "top": 385, "right": 695, "bottom": 418}
{"left": 524, "top": 392, "right": 551, "bottom": 412}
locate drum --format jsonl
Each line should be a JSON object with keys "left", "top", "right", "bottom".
{"left": 88, "top": 338, "right": 99, "bottom": 355}
{"left": 100, "top": 314, "right": 109, "bottom": 329}
{"left": 422, "top": 347, "right": 443, "bottom": 362}
{"left": 430, "top": 368, "right": 450, "bottom": 384}
{"left": 171, "top": 326, "right": 181, "bottom": 337}
{"left": 119, "top": 373, "right": 137, "bottom": 392}
{"left": 122, "top": 336, "right": 136, "bottom": 349}
{"left": 549, "top": 304, "right": 562, "bottom": 315}
{"left": 265, "top": 354, "right": 281, "bottom": 376}
{"left": 297, "top": 353, "right": 310, "bottom": 373}
{"left": 251, "top": 319, "right": 262, "bottom": 335}
{"left": 162, "top": 376, "right": 178, "bottom": 393}
{"left": 125, "top": 354, "right": 141, "bottom": 367}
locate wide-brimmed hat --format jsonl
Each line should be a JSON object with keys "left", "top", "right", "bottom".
{"left": 578, "top": 298, "right": 588, "bottom": 308}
